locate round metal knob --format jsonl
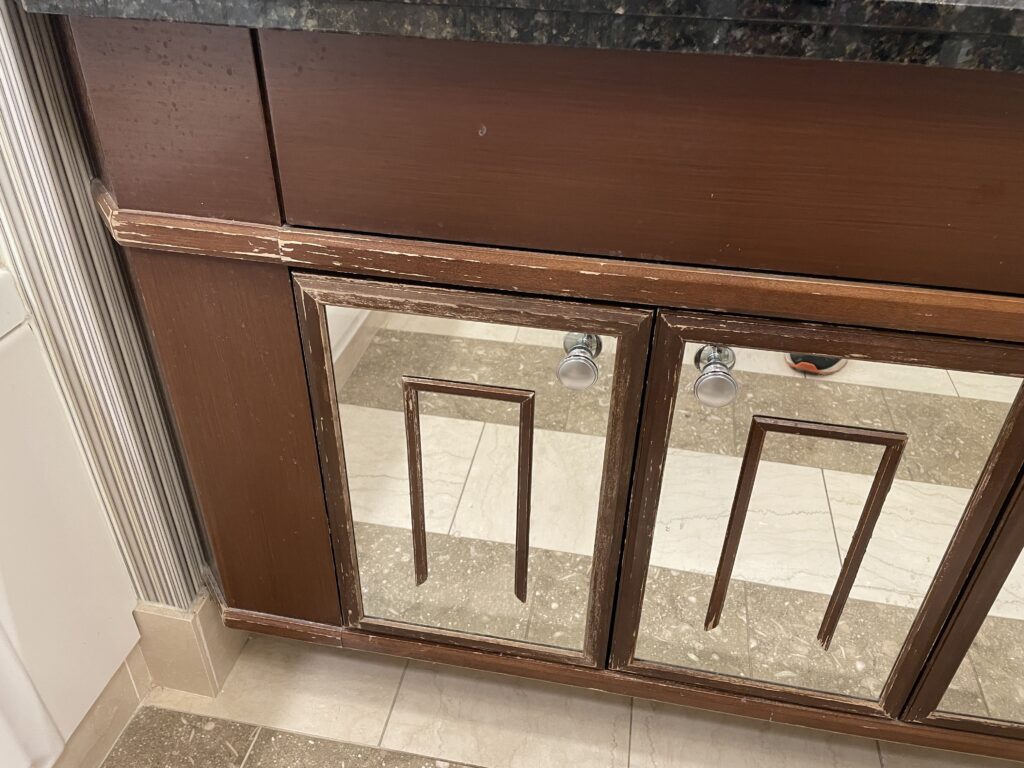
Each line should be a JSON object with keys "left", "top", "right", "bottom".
{"left": 693, "top": 345, "right": 738, "bottom": 407}
{"left": 557, "top": 333, "right": 603, "bottom": 390}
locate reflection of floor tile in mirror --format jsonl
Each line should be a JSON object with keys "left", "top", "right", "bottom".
{"left": 450, "top": 425, "right": 606, "bottom": 556}
{"left": 963, "top": 614, "right": 1024, "bottom": 724}
{"left": 385, "top": 314, "right": 518, "bottom": 343}
{"left": 827, "top": 470, "right": 970, "bottom": 610}
{"left": 745, "top": 583, "right": 921, "bottom": 701}
{"left": 948, "top": 370, "right": 1023, "bottom": 404}
{"left": 636, "top": 567, "right": 751, "bottom": 679}
{"left": 341, "top": 405, "right": 482, "bottom": 533}
{"left": 651, "top": 449, "right": 842, "bottom": 595}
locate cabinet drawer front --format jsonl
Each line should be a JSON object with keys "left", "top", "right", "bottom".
{"left": 294, "top": 274, "right": 651, "bottom": 666}
{"left": 612, "top": 312, "right": 1024, "bottom": 715}
{"left": 260, "top": 30, "right": 1024, "bottom": 294}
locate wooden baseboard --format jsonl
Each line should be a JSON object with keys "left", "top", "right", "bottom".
{"left": 223, "top": 607, "right": 1024, "bottom": 762}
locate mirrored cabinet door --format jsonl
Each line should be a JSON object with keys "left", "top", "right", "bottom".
{"left": 611, "top": 311, "right": 1024, "bottom": 714}
{"left": 294, "top": 273, "right": 651, "bottom": 666}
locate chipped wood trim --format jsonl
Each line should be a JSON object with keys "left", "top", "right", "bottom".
{"left": 91, "top": 181, "right": 1024, "bottom": 345}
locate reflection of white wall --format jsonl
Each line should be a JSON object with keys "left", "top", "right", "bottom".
{"left": 0, "top": 268, "right": 138, "bottom": 744}
{"left": 325, "top": 306, "right": 383, "bottom": 389}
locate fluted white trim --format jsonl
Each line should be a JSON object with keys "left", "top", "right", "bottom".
{"left": 0, "top": 4, "right": 204, "bottom": 608}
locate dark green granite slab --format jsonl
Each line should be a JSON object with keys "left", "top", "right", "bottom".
{"left": 20, "top": 0, "right": 1024, "bottom": 72}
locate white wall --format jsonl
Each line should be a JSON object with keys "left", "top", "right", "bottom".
{"left": 0, "top": 267, "right": 139, "bottom": 739}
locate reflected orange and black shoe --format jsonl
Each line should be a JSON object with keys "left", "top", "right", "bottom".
{"left": 785, "top": 353, "right": 847, "bottom": 376}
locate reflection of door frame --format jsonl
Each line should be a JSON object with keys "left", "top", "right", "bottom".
{"left": 293, "top": 272, "right": 652, "bottom": 668}
{"left": 609, "top": 310, "right": 1024, "bottom": 719}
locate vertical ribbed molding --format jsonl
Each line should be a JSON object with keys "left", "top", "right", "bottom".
{"left": 0, "top": 4, "right": 205, "bottom": 609}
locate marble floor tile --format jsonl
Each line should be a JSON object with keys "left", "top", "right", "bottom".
{"left": 385, "top": 314, "right": 519, "bottom": 343}
{"left": 684, "top": 342, "right": 805, "bottom": 379}
{"left": 382, "top": 662, "right": 631, "bottom": 768}
{"left": 635, "top": 567, "right": 751, "bottom": 679}
{"left": 745, "top": 583, "right": 916, "bottom": 700}
{"left": 244, "top": 728, "right": 482, "bottom": 768}
{"left": 356, "top": 523, "right": 531, "bottom": 643}
{"left": 101, "top": 707, "right": 257, "bottom": 768}
{"left": 825, "top": 470, "right": 970, "bottom": 609}
{"left": 525, "top": 546, "right": 592, "bottom": 651}
{"left": 990, "top": 546, "right": 1024, "bottom": 621}
{"left": 341, "top": 405, "right": 482, "bottom": 533}
{"left": 879, "top": 741, "right": 1021, "bottom": 767}
{"left": 450, "top": 425, "right": 607, "bottom": 556}
{"left": 629, "top": 698, "right": 881, "bottom": 767}
{"left": 823, "top": 360, "right": 959, "bottom": 397}
{"left": 936, "top": 653, "right": 989, "bottom": 719}
{"left": 650, "top": 450, "right": 842, "bottom": 596}
{"left": 339, "top": 329, "right": 574, "bottom": 432}
{"left": 564, "top": 360, "right": 616, "bottom": 437}
{"left": 961, "top": 614, "right": 1024, "bottom": 725}
{"left": 733, "top": 373, "right": 897, "bottom": 478}
{"left": 145, "top": 636, "right": 406, "bottom": 745}
{"left": 947, "top": 370, "right": 1022, "bottom": 404}
{"left": 882, "top": 388, "right": 1011, "bottom": 489}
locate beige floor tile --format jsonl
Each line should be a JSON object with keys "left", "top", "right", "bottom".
{"left": 879, "top": 741, "right": 1020, "bottom": 767}
{"left": 145, "top": 636, "right": 406, "bottom": 745}
{"left": 824, "top": 360, "right": 958, "bottom": 397}
{"left": 825, "top": 471, "right": 969, "bottom": 609}
{"left": 341, "top": 404, "right": 483, "bottom": 533}
{"left": 947, "top": 370, "right": 1022, "bottom": 404}
{"left": 385, "top": 314, "right": 519, "bottom": 343}
{"left": 382, "top": 662, "right": 631, "bottom": 768}
{"left": 450, "top": 425, "right": 607, "bottom": 556}
{"left": 630, "top": 699, "right": 880, "bottom": 767}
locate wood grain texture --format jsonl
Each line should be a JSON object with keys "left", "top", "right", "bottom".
{"left": 221, "top": 606, "right": 1024, "bottom": 762}
{"left": 124, "top": 249, "right": 340, "bottom": 624}
{"left": 91, "top": 186, "right": 1024, "bottom": 347}
{"left": 259, "top": 31, "right": 1024, "bottom": 295}
{"left": 68, "top": 18, "right": 280, "bottom": 223}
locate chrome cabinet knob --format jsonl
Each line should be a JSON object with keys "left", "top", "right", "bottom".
{"left": 693, "top": 344, "right": 738, "bottom": 407}
{"left": 557, "top": 333, "right": 603, "bottom": 390}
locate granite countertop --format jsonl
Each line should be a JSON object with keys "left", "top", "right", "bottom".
{"left": 23, "top": 0, "right": 1024, "bottom": 72}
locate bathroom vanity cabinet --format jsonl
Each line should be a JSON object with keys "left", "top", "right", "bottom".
{"left": 52, "top": 8, "right": 1024, "bottom": 761}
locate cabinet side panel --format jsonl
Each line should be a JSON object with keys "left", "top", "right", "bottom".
{"left": 125, "top": 249, "right": 340, "bottom": 624}
{"left": 68, "top": 17, "right": 280, "bottom": 224}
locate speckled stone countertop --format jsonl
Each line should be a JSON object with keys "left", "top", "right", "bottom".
{"left": 22, "top": 0, "right": 1024, "bottom": 72}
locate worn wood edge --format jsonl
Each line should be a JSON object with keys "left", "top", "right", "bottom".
{"left": 221, "top": 607, "right": 1024, "bottom": 761}
{"left": 91, "top": 181, "right": 1024, "bottom": 345}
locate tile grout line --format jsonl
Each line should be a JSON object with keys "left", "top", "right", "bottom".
{"left": 447, "top": 423, "right": 486, "bottom": 536}
{"left": 238, "top": 726, "right": 262, "bottom": 768}
{"left": 945, "top": 368, "right": 962, "bottom": 398}
{"left": 875, "top": 739, "right": 886, "bottom": 767}
{"left": 820, "top": 468, "right": 846, "bottom": 567}
{"left": 378, "top": 660, "right": 409, "bottom": 747}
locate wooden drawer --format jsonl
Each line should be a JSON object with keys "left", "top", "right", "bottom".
{"left": 259, "top": 30, "right": 1024, "bottom": 295}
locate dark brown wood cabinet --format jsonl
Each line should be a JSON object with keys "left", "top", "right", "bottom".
{"left": 64, "top": 17, "right": 1024, "bottom": 761}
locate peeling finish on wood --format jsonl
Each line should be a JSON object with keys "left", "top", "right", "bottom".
{"left": 92, "top": 182, "right": 1024, "bottom": 346}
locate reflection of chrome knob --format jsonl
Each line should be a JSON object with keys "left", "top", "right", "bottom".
{"left": 693, "top": 345, "right": 738, "bottom": 407}
{"left": 557, "top": 333, "right": 603, "bottom": 390}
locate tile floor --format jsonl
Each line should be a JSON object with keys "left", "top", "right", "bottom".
{"left": 125, "top": 635, "right": 1022, "bottom": 767}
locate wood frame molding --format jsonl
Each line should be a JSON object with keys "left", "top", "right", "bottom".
{"left": 92, "top": 182, "right": 1024, "bottom": 347}
{"left": 609, "top": 311, "right": 1024, "bottom": 721}
{"left": 221, "top": 605, "right": 1024, "bottom": 762}
{"left": 292, "top": 271, "right": 652, "bottom": 668}
{"left": 401, "top": 375, "right": 535, "bottom": 600}
{"left": 704, "top": 415, "right": 908, "bottom": 650}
